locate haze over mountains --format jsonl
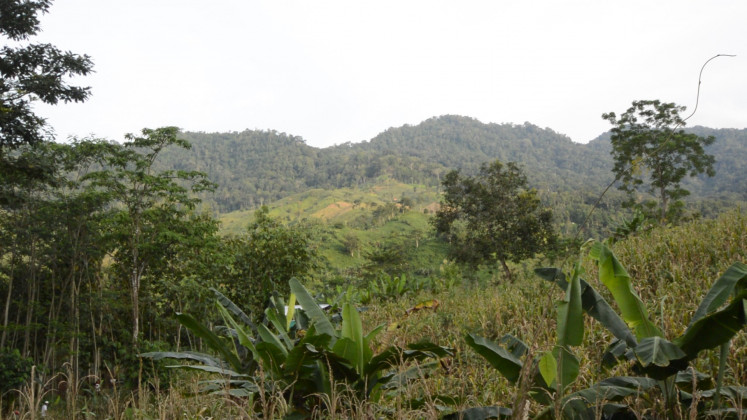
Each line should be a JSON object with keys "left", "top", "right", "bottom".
{"left": 158, "top": 115, "right": 747, "bottom": 214}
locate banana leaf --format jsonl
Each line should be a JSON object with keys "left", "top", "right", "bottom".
{"left": 689, "top": 262, "right": 747, "bottom": 326}
{"left": 442, "top": 406, "right": 513, "bottom": 420}
{"left": 674, "top": 291, "right": 747, "bottom": 359}
{"left": 290, "top": 278, "right": 336, "bottom": 343}
{"left": 589, "top": 242, "right": 663, "bottom": 340}
{"left": 464, "top": 333, "right": 522, "bottom": 384}
{"left": 174, "top": 312, "right": 243, "bottom": 371}
{"left": 536, "top": 267, "right": 636, "bottom": 348}
{"left": 210, "top": 287, "right": 255, "bottom": 330}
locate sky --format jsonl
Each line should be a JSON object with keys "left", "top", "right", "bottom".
{"left": 33, "top": 1, "right": 746, "bottom": 148}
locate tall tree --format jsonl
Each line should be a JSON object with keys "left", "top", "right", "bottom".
{"left": 0, "top": 0, "right": 93, "bottom": 180}
{"left": 433, "top": 160, "right": 555, "bottom": 282}
{"left": 85, "top": 127, "right": 215, "bottom": 345}
{"left": 602, "top": 100, "right": 716, "bottom": 222}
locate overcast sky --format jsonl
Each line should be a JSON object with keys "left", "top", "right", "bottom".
{"left": 34, "top": 1, "right": 745, "bottom": 148}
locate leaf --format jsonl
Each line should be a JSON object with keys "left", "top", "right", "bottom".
{"left": 689, "top": 262, "right": 747, "bottom": 326}
{"left": 175, "top": 312, "right": 243, "bottom": 371}
{"left": 589, "top": 242, "right": 662, "bottom": 340}
{"left": 538, "top": 351, "right": 556, "bottom": 388}
{"left": 165, "top": 364, "right": 248, "bottom": 378}
{"left": 340, "top": 302, "right": 367, "bottom": 374}
{"left": 464, "top": 333, "right": 522, "bottom": 384}
{"left": 257, "top": 323, "right": 288, "bottom": 357}
{"left": 556, "top": 263, "right": 583, "bottom": 347}
{"left": 554, "top": 346, "right": 580, "bottom": 393}
{"left": 498, "top": 334, "right": 528, "bottom": 360}
{"left": 537, "top": 267, "right": 637, "bottom": 348}
{"left": 442, "top": 406, "right": 513, "bottom": 420}
{"left": 286, "top": 292, "right": 296, "bottom": 331}
{"left": 139, "top": 351, "right": 222, "bottom": 368}
{"left": 211, "top": 287, "right": 254, "bottom": 330}
{"left": 215, "top": 302, "right": 259, "bottom": 361}
{"left": 634, "top": 336, "right": 686, "bottom": 367}
{"left": 674, "top": 291, "right": 747, "bottom": 360}
{"left": 290, "top": 278, "right": 336, "bottom": 343}
{"left": 365, "top": 341, "right": 453, "bottom": 376}
{"left": 405, "top": 299, "right": 440, "bottom": 315}
{"left": 570, "top": 376, "right": 658, "bottom": 404}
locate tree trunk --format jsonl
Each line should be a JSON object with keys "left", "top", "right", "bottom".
{"left": 500, "top": 258, "right": 513, "bottom": 283}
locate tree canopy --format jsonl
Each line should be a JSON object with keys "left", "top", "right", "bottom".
{"left": 433, "top": 160, "right": 556, "bottom": 281}
{"left": 602, "top": 100, "right": 716, "bottom": 222}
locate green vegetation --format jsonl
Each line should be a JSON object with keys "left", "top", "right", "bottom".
{"left": 1, "top": 3, "right": 746, "bottom": 418}
{"left": 434, "top": 160, "right": 556, "bottom": 281}
{"left": 603, "top": 100, "right": 716, "bottom": 223}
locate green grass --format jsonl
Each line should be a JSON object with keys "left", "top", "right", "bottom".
{"left": 13, "top": 209, "right": 746, "bottom": 419}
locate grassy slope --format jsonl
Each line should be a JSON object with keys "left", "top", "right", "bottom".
{"left": 219, "top": 179, "right": 449, "bottom": 277}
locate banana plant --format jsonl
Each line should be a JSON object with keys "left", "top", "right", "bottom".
{"left": 454, "top": 242, "right": 746, "bottom": 419}
{"left": 537, "top": 242, "right": 747, "bottom": 418}
{"left": 142, "top": 278, "right": 453, "bottom": 416}
{"left": 452, "top": 261, "right": 587, "bottom": 419}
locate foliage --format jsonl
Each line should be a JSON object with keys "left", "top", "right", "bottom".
{"left": 223, "top": 206, "right": 320, "bottom": 321}
{"left": 0, "top": 0, "right": 93, "bottom": 149}
{"left": 433, "top": 160, "right": 556, "bottom": 281}
{"left": 142, "top": 280, "right": 453, "bottom": 416}
{"left": 455, "top": 240, "right": 746, "bottom": 419}
{"left": 83, "top": 127, "right": 216, "bottom": 344}
{"left": 0, "top": 348, "right": 33, "bottom": 396}
{"left": 537, "top": 242, "right": 746, "bottom": 418}
{"left": 602, "top": 100, "right": 716, "bottom": 223}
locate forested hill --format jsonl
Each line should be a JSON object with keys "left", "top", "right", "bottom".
{"left": 159, "top": 115, "right": 747, "bottom": 213}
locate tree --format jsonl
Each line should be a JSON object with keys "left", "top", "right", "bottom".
{"left": 1, "top": 0, "right": 93, "bottom": 210}
{"left": 602, "top": 100, "right": 716, "bottom": 222}
{"left": 0, "top": 0, "right": 93, "bottom": 150}
{"left": 85, "top": 127, "right": 215, "bottom": 345}
{"left": 433, "top": 160, "right": 555, "bottom": 282}
{"left": 224, "top": 206, "right": 319, "bottom": 321}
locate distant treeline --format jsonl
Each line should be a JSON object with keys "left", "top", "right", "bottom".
{"left": 160, "top": 115, "right": 747, "bottom": 214}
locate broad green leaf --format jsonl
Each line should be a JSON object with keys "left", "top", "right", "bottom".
{"left": 210, "top": 287, "right": 254, "bottom": 330}
{"left": 364, "top": 323, "right": 386, "bottom": 343}
{"left": 175, "top": 312, "right": 242, "bottom": 371}
{"left": 634, "top": 336, "right": 686, "bottom": 367}
{"left": 554, "top": 346, "right": 580, "bottom": 393}
{"left": 442, "top": 406, "right": 513, "bottom": 420}
{"left": 255, "top": 341, "right": 286, "bottom": 375}
{"left": 290, "top": 278, "right": 336, "bottom": 343}
{"left": 589, "top": 242, "right": 662, "bottom": 339}
{"left": 464, "top": 333, "right": 522, "bottom": 384}
{"left": 257, "top": 323, "right": 288, "bottom": 357}
{"left": 537, "top": 267, "right": 636, "bottom": 347}
{"left": 286, "top": 292, "right": 296, "bottom": 331}
{"left": 689, "top": 262, "right": 747, "bottom": 326}
{"left": 557, "top": 263, "right": 583, "bottom": 347}
{"left": 340, "top": 303, "right": 367, "bottom": 373}
{"left": 499, "top": 334, "right": 528, "bottom": 360}
{"left": 674, "top": 291, "right": 747, "bottom": 359}
{"left": 165, "top": 364, "right": 248, "bottom": 378}
{"left": 538, "top": 351, "right": 556, "bottom": 388}
{"left": 264, "top": 306, "right": 293, "bottom": 349}
{"left": 139, "top": 351, "right": 223, "bottom": 368}
{"left": 283, "top": 331, "right": 332, "bottom": 375}
{"left": 365, "top": 341, "right": 453, "bottom": 376}
{"left": 566, "top": 376, "right": 658, "bottom": 411}
{"left": 215, "top": 302, "right": 258, "bottom": 361}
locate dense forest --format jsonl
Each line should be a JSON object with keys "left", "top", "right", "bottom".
{"left": 161, "top": 116, "right": 747, "bottom": 215}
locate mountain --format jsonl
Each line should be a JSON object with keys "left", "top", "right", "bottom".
{"left": 158, "top": 116, "right": 747, "bottom": 214}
